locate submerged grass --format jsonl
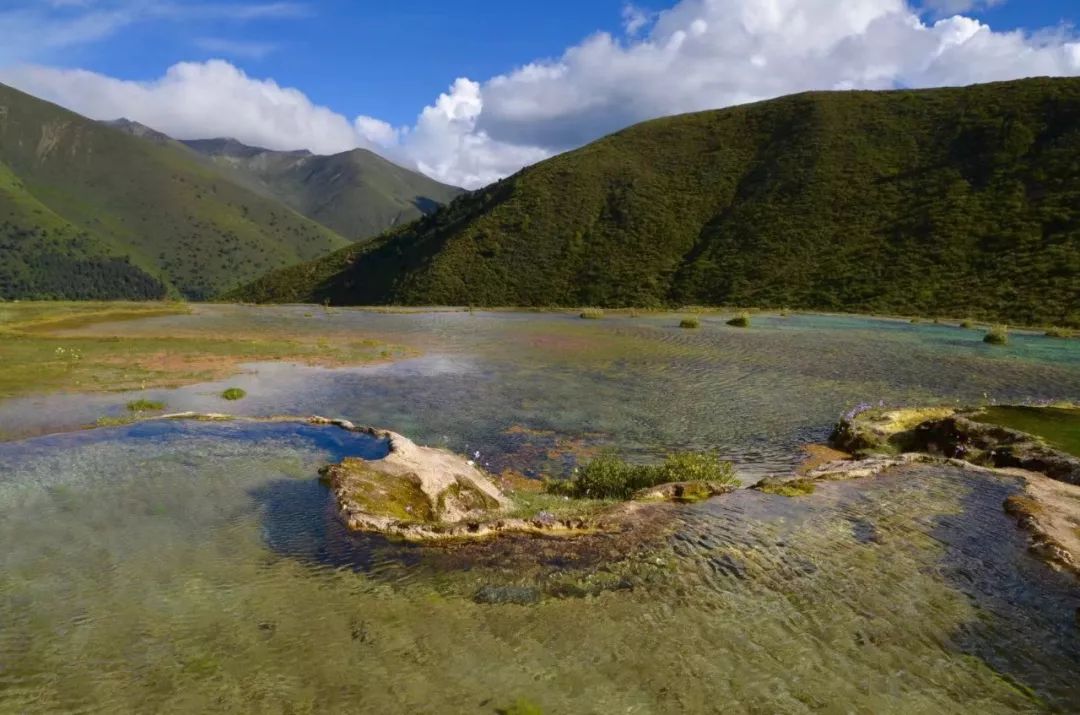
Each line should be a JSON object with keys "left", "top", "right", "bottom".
{"left": 221, "top": 388, "right": 247, "bottom": 401}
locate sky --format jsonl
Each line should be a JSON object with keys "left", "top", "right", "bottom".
{"left": 0, "top": 0, "right": 1078, "bottom": 189}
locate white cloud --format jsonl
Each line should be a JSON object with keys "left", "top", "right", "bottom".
{"left": 921, "top": 0, "right": 1005, "bottom": 19}
{"left": 0, "top": 1, "right": 307, "bottom": 64}
{"left": 622, "top": 4, "right": 653, "bottom": 36}
{"left": 2, "top": 0, "right": 1079, "bottom": 189}
{"left": 0, "top": 60, "right": 363, "bottom": 155}
{"left": 470, "top": 0, "right": 1080, "bottom": 153}
{"left": 354, "top": 115, "right": 403, "bottom": 147}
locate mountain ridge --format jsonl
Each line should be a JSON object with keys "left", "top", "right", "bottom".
{"left": 230, "top": 77, "right": 1080, "bottom": 327}
{"left": 0, "top": 82, "right": 351, "bottom": 300}
{"left": 107, "top": 120, "right": 464, "bottom": 241}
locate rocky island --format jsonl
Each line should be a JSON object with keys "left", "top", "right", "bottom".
{"left": 313, "top": 417, "right": 739, "bottom": 541}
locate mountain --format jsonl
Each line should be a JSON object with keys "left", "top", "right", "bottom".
{"left": 177, "top": 138, "right": 463, "bottom": 241}
{"left": 103, "top": 118, "right": 176, "bottom": 145}
{"left": 0, "top": 82, "right": 350, "bottom": 300}
{"left": 231, "top": 77, "right": 1080, "bottom": 327}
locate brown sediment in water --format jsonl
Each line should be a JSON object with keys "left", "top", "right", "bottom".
{"left": 796, "top": 443, "right": 850, "bottom": 474}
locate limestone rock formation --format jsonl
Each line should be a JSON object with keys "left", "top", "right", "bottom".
{"left": 318, "top": 428, "right": 510, "bottom": 537}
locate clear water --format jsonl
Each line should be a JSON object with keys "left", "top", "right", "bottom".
{"left": 1, "top": 307, "right": 1078, "bottom": 713}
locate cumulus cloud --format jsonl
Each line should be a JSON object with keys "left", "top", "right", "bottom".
{"left": 0, "top": 60, "right": 363, "bottom": 155}
{"left": 472, "top": 0, "right": 1080, "bottom": 152}
{"left": 2, "top": 0, "right": 1079, "bottom": 189}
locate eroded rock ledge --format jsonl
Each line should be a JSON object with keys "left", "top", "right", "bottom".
{"left": 815, "top": 405, "right": 1080, "bottom": 577}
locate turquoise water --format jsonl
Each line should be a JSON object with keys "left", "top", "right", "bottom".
{"left": 0, "top": 307, "right": 1078, "bottom": 713}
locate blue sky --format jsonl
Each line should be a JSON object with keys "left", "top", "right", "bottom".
{"left": 63, "top": 1, "right": 652, "bottom": 127}
{"left": 2, "top": 1, "right": 1079, "bottom": 188}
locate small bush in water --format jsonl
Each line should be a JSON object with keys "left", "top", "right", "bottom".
{"left": 221, "top": 387, "right": 247, "bottom": 401}
{"left": 984, "top": 325, "right": 1009, "bottom": 345}
{"left": 579, "top": 308, "right": 604, "bottom": 320}
{"left": 1046, "top": 326, "right": 1073, "bottom": 339}
{"left": 680, "top": 317, "right": 700, "bottom": 329}
{"left": 727, "top": 312, "right": 751, "bottom": 328}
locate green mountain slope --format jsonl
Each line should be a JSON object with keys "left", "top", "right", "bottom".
{"left": 0, "top": 159, "right": 166, "bottom": 300}
{"left": 232, "top": 77, "right": 1080, "bottom": 327}
{"left": 178, "top": 138, "right": 463, "bottom": 241}
{"left": 0, "top": 83, "right": 349, "bottom": 300}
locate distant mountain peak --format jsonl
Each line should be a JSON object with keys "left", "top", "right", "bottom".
{"left": 102, "top": 114, "right": 461, "bottom": 242}
{"left": 103, "top": 118, "right": 173, "bottom": 144}
{"left": 182, "top": 137, "right": 313, "bottom": 159}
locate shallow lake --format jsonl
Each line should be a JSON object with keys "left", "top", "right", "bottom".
{"left": 0, "top": 307, "right": 1078, "bottom": 713}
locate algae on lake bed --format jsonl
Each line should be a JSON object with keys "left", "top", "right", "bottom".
{"left": 0, "top": 423, "right": 1076, "bottom": 713}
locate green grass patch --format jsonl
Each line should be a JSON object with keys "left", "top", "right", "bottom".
{"left": 579, "top": 309, "right": 604, "bottom": 320}
{"left": 1045, "top": 326, "right": 1073, "bottom": 338}
{"left": 549, "top": 450, "right": 739, "bottom": 500}
{"left": 221, "top": 387, "right": 247, "bottom": 401}
{"left": 126, "top": 399, "right": 165, "bottom": 412}
{"left": 0, "top": 301, "right": 406, "bottom": 400}
{"left": 505, "top": 492, "right": 613, "bottom": 521}
{"left": 679, "top": 317, "right": 701, "bottom": 329}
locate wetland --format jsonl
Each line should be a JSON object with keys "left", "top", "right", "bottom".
{"left": 0, "top": 303, "right": 1078, "bottom": 713}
